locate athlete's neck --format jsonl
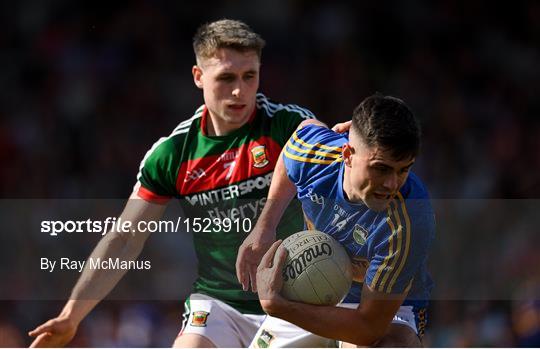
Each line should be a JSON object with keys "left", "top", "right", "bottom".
{"left": 206, "top": 108, "right": 253, "bottom": 136}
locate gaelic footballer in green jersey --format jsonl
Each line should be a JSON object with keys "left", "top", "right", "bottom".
{"left": 135, "top": 93, "right": 313, "bottom": 314}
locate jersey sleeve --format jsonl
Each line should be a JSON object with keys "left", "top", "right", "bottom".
{"left": 282, "top": 124, "right": 345, "bottom": 188}
{"left": 135, "top": 137, "right": 181, "bottom": 204}
{"left": 270, "top": 104, "right": 315, "bottom": 146}
{"left": 365, "top": 194, "right": 435, "bottom": 294}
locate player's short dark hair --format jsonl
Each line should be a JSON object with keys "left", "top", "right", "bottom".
{"left": 351, "top": 93, "right": 421, "bottom": 160}
{"left": 193, "top": 19, "right": 265, "bottom": 63}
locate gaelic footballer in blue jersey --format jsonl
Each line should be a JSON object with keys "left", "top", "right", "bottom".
{"left": 237, "top": 94, "right": 435, "bottom": 347}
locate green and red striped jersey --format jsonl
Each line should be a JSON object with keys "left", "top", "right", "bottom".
{"left": 135, "top": 93, "right": 314, "bottom": 313}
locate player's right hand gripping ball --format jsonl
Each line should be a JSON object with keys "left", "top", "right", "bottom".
{"left": 281, "top": 230, "right": 352, "bottom": 305}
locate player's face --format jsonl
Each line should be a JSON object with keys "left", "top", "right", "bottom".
{"left": 344, "top": 135, "right": 415, "bottom": 211}
{"left": 193, "top": 48, "right": 260, "bottom": 130}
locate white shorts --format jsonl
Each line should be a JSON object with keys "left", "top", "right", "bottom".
{"left": 178, "top": 293, "right": 266, "bottom": 347}
{"left": 249, "top": 305, "right": 418, "bottom": 348}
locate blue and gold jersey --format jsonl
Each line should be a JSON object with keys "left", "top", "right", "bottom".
{"left": 283, "top": 124, "right": 435, "bottom": 305}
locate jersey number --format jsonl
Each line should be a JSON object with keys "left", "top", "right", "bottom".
{"left": 223, "top": 160, "right": 236, "bottom": 180}
{"left": 331, "top": 214, "right": 347, "bottom": 231}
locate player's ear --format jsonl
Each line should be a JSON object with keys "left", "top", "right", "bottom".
{"left": 343, "top": 143, "right": 354, "bottom": 167}
{"left": 192, "top": 65, "right": 204, "bottom": 89}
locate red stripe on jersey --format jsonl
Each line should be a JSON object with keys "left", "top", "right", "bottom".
{"left": 177, "top": 136, "right": 281, "bottom": 195}
{"left": 137, "top": 186, "right": 171, "bottom": 205}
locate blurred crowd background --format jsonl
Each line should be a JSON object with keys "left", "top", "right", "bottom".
{"left": 1, "top": 0, "right": 539, "bottom": 347}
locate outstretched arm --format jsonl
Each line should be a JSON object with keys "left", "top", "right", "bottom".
{"left": 29, "top": 192, "right": 166, "bottom": 347}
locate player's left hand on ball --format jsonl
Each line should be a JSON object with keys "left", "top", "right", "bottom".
{"left": 331, "top": 120, "right": 352, "bottom": 133}
{"left": 236, "top": 226, "right": 276, "bottom": 292}
{"left": 256, "top": 240, "right": 288, "bottom": 313}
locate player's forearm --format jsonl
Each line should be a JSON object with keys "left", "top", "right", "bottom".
{"left": 257, "top": 154, "right": 297, "bottom": 231}
{"left": 61, "top": 195, "right": 164, "bottom": 325}
{"left": 63, "top": 230, "right": 146, "bottom": 324}
{"left": 58, "top": 299, "right": 97, "bottom": 327}
{"left": 264, "top": 300, "right": 386, "bottom": 346}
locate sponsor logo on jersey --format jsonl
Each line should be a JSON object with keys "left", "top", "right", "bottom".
{"left": 207, "top": 197, "right": 266, "bottom": 220}
{"left": 255, "top": 329, "right": 275, "bottom": 348}
{"left": 184, "top": 168, "right": 206, "bottom": 182}
{"left": 190, "top": 311, "right": 209, "bottom": 327}
{"left": 251, "top": 145, "right": 269, "bottom": 168}
{"left": 308, "top": 188, "right": 325, "bottom": 205}
{"left": 185, "top": 172, "right": 274, "bottom": 206}
{"left": 353, "top": 224, "right": 368, "bottom": 245}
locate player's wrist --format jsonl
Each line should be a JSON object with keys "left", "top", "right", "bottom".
{"left": 58, "top": 311, "right": 78, "bottom": 328}
{"left": 251, "top": 222, "right": 277, "bottom": 241}
{"left": 260, "top": 293, "right": 289, "bottom": 316}
{"left": 59, "top": 302, "right": 85, "bottom": 327}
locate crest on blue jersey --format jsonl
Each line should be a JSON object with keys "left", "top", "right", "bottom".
{"left": 353, "top": 224, "right": 368, "bottom": 245}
